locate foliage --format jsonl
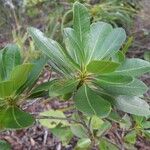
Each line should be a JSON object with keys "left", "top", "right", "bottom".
{"left": 121, "top": 115, "right": 150, "bottom": 147}
{"left": 144, "top": 51, "right": 150, "bottom": 62}
{"left": 28, "top": 2, "right": 150, "bottom": 148}
{"left": 0, "top": 140, "right": 11, "bottom": 150}
{"left": 89, "top": 0, "right": 137, "bottom": 30}
{"left": 0, "top": 44, "right": 47, "bottom": 130}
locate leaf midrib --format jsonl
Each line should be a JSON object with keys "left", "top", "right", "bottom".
{"left": 84, "top": 86, "right": 97, "bottom": 115}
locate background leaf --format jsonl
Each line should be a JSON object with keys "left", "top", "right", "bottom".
{"left": 99, "top": 138, "right": 119, "bottom": 150}
{"left": 51, "top": 127, "right": 73, "bottom": 145}
{"left": 39, "top": 110, "right": 68, "bottom": 128}
{"left": 2, "top": 44, "right": 21, "bottom": 79}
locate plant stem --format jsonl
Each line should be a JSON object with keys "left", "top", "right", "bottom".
{"left": 77, "top": 111, "right": 97, "bottom": 149}
{"left": 37, "top": 115, "right": 82, "bottom": 125}
{"left": 102, "top": 137, "right": 121, "bottom": 149}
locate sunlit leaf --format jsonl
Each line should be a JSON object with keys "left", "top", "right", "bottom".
{"left": 39, "top": 110, "right": 68, "bottom": 128}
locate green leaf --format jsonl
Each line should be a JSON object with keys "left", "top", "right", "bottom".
{"left": 74, "top": 85, "right": 111, "bottom": 118}
{"left": 111, "top": 51, "right": 125, "bottom": 63}
{"left": 96, "top": 79, "right": 148, "bottom": 96}
{"left": 96, "top": 121, "right": 112, "bottom": 137}
{"left": 73, "top": 2, "right": 90, "bottom": 45}
{"left": 28, "top": 80, "right": 51, "bottom": 99}
{"left": 115, "top": 58, "right": 150, "bottom": 77}
{"left": 39, "top": 110, "right": 68, "bottom": 128}
{"left": 115, "top": 96, "right": 150, "bottom": 116}
{"left": 90, "top": 22, "right": 126, "bottom": 60}
{"left": 28, "top": 27, "right": 73, "bottom": 76}
{"left": 144, "top": 51, "right": 150, "bottom": 62}
{"left": 19, "top": 57, "right": 47, "bottom": 94}
{"left": 89, "top": 22, "right": 113, "bottom": 61}
{"left": 95, "top": 74, "right": 133, "bottom": 85}
{"left": 72, "top": 2, "right": 90, "bottom": 64}
{"left": 0, "top": 51, "right": 6, "bottom": 81}
{"left": 51, "top": 127, "right": 73, "bottom": 145}
{"left": 70, "top": 124, "right": 88, "bottom": 138}
{"left": 108, "top": 111, "right": 122, "bottom": 123}
{"left": 132, "top": 115, "right": 144, "bottom": 126}
{"left": 49, "top": 79, "right": 78, "bottom": 97}
{"left": 2, "top": 44, "right": 21, "bottom": 79}
{"left": 121, "top": 36, "right": 133, "bottom": 54}
{"left": 124, "top": 131, "right": 136, "bottom": 144}
{"left": 0, "top": 106, "right": 34, "bottom": 129}
{"left": 120, "top": 114, "right": 132, "bottom": 130}
{"left": 99, "top": 27, "right": 126, "bottom": 59}
{"left": 87, "top": 60, "right": 120, "bottom": 74}
{"left": 10, "top": 64, "right": 33, "bottom": 90}
{"left": 141, "top": 121, "right": 150, "bottom": 129}
{"left": 64, "top": 27, "right": 84, "bottom": 65}
{"left": 76, "top": 138, "right": 91, "bottom": 149}
{"left": 31, "top": 80, "right": 53, "bottom": 95}
{"left": 90, "top": 116, "right": 104, "bottom": 129}
{"left": 0, "top": 140, "right": 11, "bottom": 150}
{"left": 0, "top": 81, "right": 15, "bottom": 98}
{"left": 99, "top": 139, "right": 119, "bottom": 150}
{"left": 28, "top": 91, "right": 48, "bottom": 99}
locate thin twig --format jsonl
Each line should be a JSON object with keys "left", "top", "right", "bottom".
{"left": 37, "top": 115, "right": 82, "bottom": 125}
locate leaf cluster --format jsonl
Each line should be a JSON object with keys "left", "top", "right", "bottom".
{"left": 0, "top": 44, "right": 47, "bottom": 130}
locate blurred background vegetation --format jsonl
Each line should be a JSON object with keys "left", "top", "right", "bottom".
{"left": 0, "top": 0, "right": 140, "bottom": 47}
